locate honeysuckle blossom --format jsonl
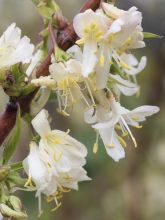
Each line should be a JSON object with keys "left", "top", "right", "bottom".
{"left": 31, "top": 55, "right": 83, "bottom": 115}
{"left": 102, "top": 2, "right": 125, "bottom": 19}
{"left": 0, "top": 23, "right": 34, "bottom": 70}
{"left": 85, "top": 95, "right": 159, "bottom": 161}
{"left": 119, "top": 53, "right": 147, "bottom": 76}
{"left": 23, "top": 110, "right": 90, "bottom": 214}
{"left": 73, "top": 9, "right": 109, "bottom": 77}
{"left": 104, "top": 7, "right": 143, "bottom": 49}
{"left": 109, "top": 74, "right": 139, "bottom": 96}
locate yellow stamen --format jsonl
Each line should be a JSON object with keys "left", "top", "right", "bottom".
{"left": 54, "top": 152, "right": 63, "bottom": 162}
{"left": 134, "top": 125, "right": 143, "bottom": 129}
{"left": 51, "top": 202, "right": 62, "bottom": 212}
{"left": 106, "top": 144, "right": 115, "bottom": 148}
{"left": 93, "top": 143, "right": 98, "bottom": 154}
{"left": 132, "top": 137, "right": 138, "bottom": 148}
{"left": 122, "top": 131, "right": 128, "bottom": 137}
{"left": 60, "top": 186, "right": 71, "bottom": 193}
{"left": 24, "top": 175, "right": 34, "bottom": 188}
{"left": 57, "top": 109, "right": 70, "bottom": 117}
{"left": 76, "top": 38, "right": 84, "bottom": 45}
{"left": 99, "top": 54, "right": 105, "bottom": 67}
{"left": 115, "top": 124, "right": 122, "bottom": 130}
{"left": 118, "top": 136, "right": 127, "bottom": 148}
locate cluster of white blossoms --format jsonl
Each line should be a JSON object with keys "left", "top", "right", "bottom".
{"left": 23, "top": 110, "right": 90, "bottom": 215}
{"left": 0, "top": 23, "right": 35, "bottom": 113}
{"left": 32, "top": 2, "right": 159, "bottom": 162}
{"left": 0, "top": 1, "right": 160, "bottom": 217}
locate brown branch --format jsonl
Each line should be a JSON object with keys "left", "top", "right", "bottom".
{"left": 0, "top": 102, "right": 17, "bottom": 146}
{"left": 0, "top": 0, "right": 101, "bottom": 147}
{"left": 79, "top": 0, "right": 101, "bottom": 12}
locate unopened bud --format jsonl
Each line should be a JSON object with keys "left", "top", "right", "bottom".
{"left": 0, "top": 203, "right": 28, "bottom": 220}
{"left": 0, "top": 166, "right": 10, "bottom": 182}
{"left": 53, "top": 12, "right": 69, "bottom": 30}
{"left": 9, "top": 196, "right": 22, "bottom": 212}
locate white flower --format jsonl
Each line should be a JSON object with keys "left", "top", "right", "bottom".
{"left": 119, "top": 53, "right": 147, "bottom": 75}
{"left": 32, "top": 56, "right": 83, "bottom": 115}
{"left": 31, "top": 110, "right": 88, "bottom": 171}
{"left": 102, "top": 2, "right": 125, "bottom": 19}
{"left": 73, "top": 9, "right": 109, "bottom": 77}
{"left": 84, "top": 104, "right": 125, "bottom": 162}
{"left": 67, "top": 45, "right": 83, "bottom": 62}
{"left": 0, "top": 86, "right": 9, "bottom": 113}
{"left": 23, "top": 109, "right": 90, "bottom": 213}
{"left": 26, "top": 50, "right": 43, "bottom": 77}
{"left": 0, "top": 23, "right": 34, "bottom": 69}
{"left": 105, "top": 7, "right": 143, "bottom": 49}
{"left": 93, "top": 97, "right": 159, "bottom": 146}
{"left": 85, "top": 95, "right": 159, "bottom": 161}
{"left": 23, "top": 142, "right": 52, "bottom": 194}
{"left": 23, "top": 142, "right": 55, "bottom": 215}
{"left": 49, "top": 56, "right": 82, "bottom": 90}
{"left": 109, "top": 74, "right": 139, "bottom": 96}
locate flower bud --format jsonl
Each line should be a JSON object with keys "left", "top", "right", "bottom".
{"left": 0, "top": 166, "right": 10, "bottom": 182}
{"left": 0, "top": 203, "right": 28, "bottom": 220}
{"left": 9, "top": 196, "right": 23, "bottom": 212}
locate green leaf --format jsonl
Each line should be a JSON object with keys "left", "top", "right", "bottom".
{"left": 10, "top": 162, "right": 23, "bottom": 172}
{"left": 38, "top": 6, "right": 54, "bottom": 20}
{"left": 8, "top": 172, "right": 26, "bottom": 186}
{"left": 54, "top": 46, "right": 71, "bottom": 62}
{"left": 11, "top": 64, "right": 24, "bottom": 84}
{"left": 143, "top": 32, "right": 163, "bottom": 39}
{"left": 2, "top": 108, "right": 21, "bottom": 164}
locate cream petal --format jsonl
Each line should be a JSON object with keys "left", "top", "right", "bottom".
{"left": 117, "top": 84, "right": 139, "bottom": 96}
{"left": 126, "top": 56, "right": 147, "bottom": 75}
{"left": 23, "top": 142, "right": 51, "bottom": 192}
{"left": 30, "top": 88, "right": 51, "bottom": 116}
{"left": 26, "top": 50, "right": 43, "bottom": 77}
{"left": 92, "top": 114, "right": 119, "bottom": 129}
{"left": 95, "top": 43, "right": 112, "bottom": 89}
{"left": 31, "top": 109, "right": 51, "bottom": 137}
{"left": 51, "top": 130, "right": 88, "bottom": 157}
{"left": 125, "top": 105, "right": 160, "bottom": 123}
{"left": 84, "top": 107, "right": 97, "bottom": 124}
{"left": 82, "top": 39, "right": 98, "bottom": 77}
{"left": 0, "top": 23, "right": 34, "bottom": 68}
{"left": 73, "top": 9, "right": 107, "bottom": 38}
{"left": 99, "top": 127, "right": 125, "bottom": 162}
{"left": 110, "top": 74, "right": 139, "bottom": 96}
{"left": 102, "top": 2, "right": 124, "bottom": 19}
{"left": 67, "top": 45, "right": 83, "bottom": 62}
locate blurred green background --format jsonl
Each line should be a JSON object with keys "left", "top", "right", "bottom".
{"left": 0, "top": 0, "right": 165, "bottom": 219}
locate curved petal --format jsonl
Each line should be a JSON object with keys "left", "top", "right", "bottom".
{"left": 99, "top": 127, "right": 125, "bottom": 161}
{"left": 84, "top": 107, "right": 97, "bottom": 124}
{"left": 26, "top": 50, "right": 43, "bottom": 77}
{"left": 23, "top": 142, "right": 51, "bottom": 192}
{"left": 31, "top": 109, "right": 51, "bottom": 137}
{"left": 125, "top": 105, "right": 160, "bottom": 123}
{"left": 82, "top": 39, "right": 97, "bottom": 77}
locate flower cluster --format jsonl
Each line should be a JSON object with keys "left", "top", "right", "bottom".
{"left": 0, "top": 1, "right": 160, "bottom": 218}
{"left": 32, "top": 3, "right": 159, "bottom": 162}
{"left": 23, "top": 110, "right": 90, "bottom": 214}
